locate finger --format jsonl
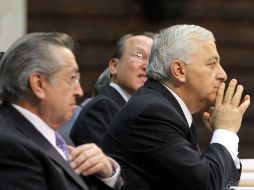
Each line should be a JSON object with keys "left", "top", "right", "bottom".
{"left": 215, "top": 82, "right": 225, "bottom": 107}
{"left": 67, "top": 145, "right": 75, "bottom": 161}
{"left": 81, "top": 157, "right": 112, "bottom": 177}
{"left": 82, "top": 162, "right": 109, "bottom": 176}
{"left": 223, "top": 79, "right": 237, "bottom": 104}
{"left": 70, "top": 144, "right": 102, "bottom": 169}
{"left": 70, "top": 149, "right": 96, "bottom": 169}
{"left": 230, "top": 85, "right": 243, "bottom": 106}
{"left": 202, "top": 112, "right": 212, "bottom": 133}
{"left": 69, "top": 143, "right": 96, "bottom": 160}
{"left": 238, "top": 95, "right": 251, "bottom": 113}
{"left": 78, "top": 154, "right": 105, "bottom": 174}
{"left": 68, "top": 145, "right": 75, "bottom": 151}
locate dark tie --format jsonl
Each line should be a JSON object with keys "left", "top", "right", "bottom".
{"left": 190, "top": 121, "right": 197, "bottom": 142}
{"left": 55, "top": 131, "right": 69, "bottom": 159}
{"left": 190, "top": 121, "right": 201, "bottom": 153}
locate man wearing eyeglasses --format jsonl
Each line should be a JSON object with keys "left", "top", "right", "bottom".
{"left": 70, "top": 33, "right": 154, "bottom": 146}
{"left": 0, "top": 32, "right": 123, "bottom": 190}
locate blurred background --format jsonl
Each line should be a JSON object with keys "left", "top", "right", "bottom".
{"left": 1, "top": 0, "right": 254, "bottom": 158}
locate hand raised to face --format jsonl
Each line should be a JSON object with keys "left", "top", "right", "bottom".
{"left": 202, "top": 79, "right": 250, "bottom": 133}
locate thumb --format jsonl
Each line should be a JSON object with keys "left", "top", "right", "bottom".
{"left": 67, "top": 145, "right": 75, "bottom": 152}
{"left": 203, "top": 112, "right": 213, "bottom": 133}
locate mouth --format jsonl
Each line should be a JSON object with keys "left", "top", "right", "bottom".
{"left": 138, "top": 74, "right": 147, "bottom": 82}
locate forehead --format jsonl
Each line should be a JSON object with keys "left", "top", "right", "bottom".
{"left": 124, "top": 35, "right": 153, "bottom": 50}
{"left": 192, "top": 39, "right": 219, "bottom": 61}
{"left": 55, "top": 47, "right": 79, "bottom": 74}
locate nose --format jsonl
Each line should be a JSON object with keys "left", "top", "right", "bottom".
{"left": 216, "top": 64, "right": 227, "bottom": 82}
{"left": 142, "top": 60, "right": 149, "bottom": 70}
{"left": 74, "top": 83, "right": 84, "bottom": 98}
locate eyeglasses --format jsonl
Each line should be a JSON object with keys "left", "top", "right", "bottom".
{"left": 49, "top": 72, "right": 81, "bottom": 89}
{"left": 130, "top": 50, "right": 148, "bottom": 63}
{"left": 69, "top": 72, "right": 81, "bottom": 87}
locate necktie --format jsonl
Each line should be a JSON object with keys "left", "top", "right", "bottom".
{"left": 190, "top": 121, "right": 197, "bottom": 141}
{"left": 190, "top": 121, "right": 201, "bottom": 153}
{"left": 55, "top": 131, "right": 69, "bottom": 159}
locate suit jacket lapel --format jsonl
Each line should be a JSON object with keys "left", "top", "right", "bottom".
{"left": 102, "top": 86, "right": 126, "bottom": 106}
{"left": 144, "top": 79, "right": 187, "bottom": 123}
{"left": 144, "top": 79, "right": 199, "bottom": 151}
{"left": 1, "top": 102, "right": 89, "bottom": 190}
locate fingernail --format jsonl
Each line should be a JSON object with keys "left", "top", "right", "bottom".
{"left": 70, "top": 162, "right": 76, "bottom": 168}
{"left": 75, "top": 169, "right": 80, "bottom": 174}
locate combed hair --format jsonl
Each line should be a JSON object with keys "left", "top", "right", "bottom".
{"left": 111, "top": 32, "right": 154, "bottom": 59}
{"left": 146, "top": 24, "right": 215, "bottom": 81}
{"left": 0, "top": 32, "right": 74, "bottom": 102}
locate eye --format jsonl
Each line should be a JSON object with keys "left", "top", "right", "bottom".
{"left": 70, "top": 75, "right": 76, "bottom": 82}
{"left": 133, "top": 51, "right": 147, "bottom": 61}
{"left": 135, "top": 52, "right": 143, "bottom": 58}
{"left": 70, "top": 73, "right": 80, "bottom": 84}
{"left": 208, "top": 61, "right": 216, "bottom": 69}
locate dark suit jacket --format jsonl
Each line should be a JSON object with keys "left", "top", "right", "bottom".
{"left": 70, "top": 86, "right": 126, "bottom": 146}
{"left": 102, "top": 79, "right": 240, "bottom": 190}
{"left": 0, "top": 102, "right": 122, "bottom": 190}
{"left": 0, "top": 102, "right": 90, "bottom": 190}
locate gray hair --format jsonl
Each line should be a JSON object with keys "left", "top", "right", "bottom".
{"left": 0, "top": 32, "right": 74, "bottom": 102}
{"left": 92, "top": 67, "right": 111, "bottom": 96}
{"left": 146, "top": 24, "right": 215, "bottom": 81}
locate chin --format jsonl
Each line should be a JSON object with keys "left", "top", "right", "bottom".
{"left": 63, "top": 112, "right": 73, "bottom": 123}
{"left": 66, "top": 114, "right": 73, "bottom": 121}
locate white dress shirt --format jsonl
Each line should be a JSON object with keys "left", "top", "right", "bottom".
{"left": 110, "top": 82, "right": 131, "bottom": 102}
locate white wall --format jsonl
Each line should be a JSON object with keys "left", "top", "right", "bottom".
{"left": 0, "top": 0, "right": 27, "bottom": 51}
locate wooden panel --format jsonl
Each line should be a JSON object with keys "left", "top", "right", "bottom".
{"left": 28, "top": 0, "right": 137, "bottom": 15}
{"left": 28, "top": 0, "right": 254, "bottom": 158}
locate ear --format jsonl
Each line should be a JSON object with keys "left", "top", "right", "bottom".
{"left": 28, "top": 73, "right": 47, "bottom": 99}
{"left": 109, "top": 58, "right": 119, "bottom": 76}
{"left": 170, "top": 60, "right": 187, "bottom": 83}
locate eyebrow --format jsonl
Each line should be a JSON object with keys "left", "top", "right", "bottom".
{"left": 208, "top": 55, "right": 220, "bottom": 62}
{"left": 66, "top": 68, "right": 79, "bottom": 76}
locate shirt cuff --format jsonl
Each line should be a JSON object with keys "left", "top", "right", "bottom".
{"left": 210, "top": 129, "right": 240, "bottom": 169}
{"left": 97, "top": 157, "right": 121, "bottom": 188}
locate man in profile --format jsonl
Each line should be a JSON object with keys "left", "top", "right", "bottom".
{"left": 0, "top": 32, "right": 122, "bottom": 190}
{"left": 70, "top": 32, "right": 154, "bottom": 146}
{"left": 102, "top": 24, "right": 250, "bottom": 190}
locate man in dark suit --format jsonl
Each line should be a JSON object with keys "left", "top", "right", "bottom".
{"left": 101, "top": 25, "right": 251, "bottom": 190}
{"left": 0, "top": 32, "right": 122, "bottom": 190}
{"left": 70, "top": 33, "right": 154, "bottom": 146}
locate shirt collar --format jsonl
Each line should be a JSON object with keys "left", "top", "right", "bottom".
{"left": 12, "top": 104, "right": 57, "bottom": 148}
{"left": 110, "top": 82, "right": 131, "bottom": 102}
{"left": 161, "top": 83, "right": 193, "bottom": 127}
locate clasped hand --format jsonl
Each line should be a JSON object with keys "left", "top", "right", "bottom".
{"left": 203, "top": 79, "right": 250, "bottom": 133}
